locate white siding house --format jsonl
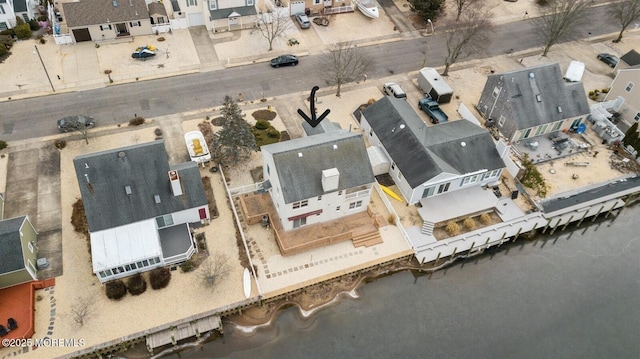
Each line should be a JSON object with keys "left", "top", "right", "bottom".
{"left": 261, "top": 130, "right": 374, "bottom": 232}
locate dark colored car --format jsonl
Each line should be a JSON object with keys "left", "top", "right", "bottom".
{"left": 295, "top": 13, "right": 311, "bottom": 29}
{"left": 597, "top": 53, "right": 619, "bottom": 68}
{"left": 57, "top": 115, "right": 96, "bottom": 132}
{"left": 270, "top": 55, "right": 298, "bottom": 68}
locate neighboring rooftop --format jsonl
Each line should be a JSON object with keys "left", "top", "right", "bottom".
{"left": 362, "top": 97, "right": 505, "bottom": 188}
{"left": 0, "top": 216, "right": 27, "bottom": 274}
{"left": 620, "top": 49, "right": 640, "bottom": 67}
{"left": 73, "top": 140, "right": 207, "bottom": 232}
{"left": 62, "top": 0, "right": 150, "bottom": 27}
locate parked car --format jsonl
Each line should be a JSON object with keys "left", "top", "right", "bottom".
{"left": 382, "top": 82, "right": 407, "bottom": 99}
{"left": 295, "top": 13, "right": 310, "bottom": 29}
{"left": 597, "top": 53, "right": 619, "bottom": 68}
{"left": 57, "top": 115, "right": 96, "bottom": 132}
{"left": 270, "top": 55, "right": 299, "bottom": 68}
{"left": 418, "top": 96, "right": 448, "bottom": 124}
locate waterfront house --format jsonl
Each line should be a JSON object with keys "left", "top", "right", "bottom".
{"left": 148, "top": 1, "right": 169, "bottom": 26}
{"left": 604, "top": 65, "right": 640, "bottom": 129}
{"left": 168, "top": 0, "right": 257, "bottom": 31}
{"left": 476, "top": 63, "right": 590, "bottom": 144}
{"left": 62, "top": 0, "right": 152, "bottom": 42}
{"left": 0, "top": 216, "right": 38, "bottom": 290}
{"left": 360, "top": 96, "right": 505, "bottom": 205}
{"left": 261, "top": 130, "right": 374, "bottom": 231}
{"left": 73, "top": 140, "right": 209, "bottom": 283}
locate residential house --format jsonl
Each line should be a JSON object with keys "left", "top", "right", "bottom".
{"left": 476, "top": 63, "right": 590, "bottom": 144}
{"left": 289, "top": 0, "right": 354, "bottom": 16}
{"left": 207, "top": 0, "right": 257, "bottom": 32}
{"left": 261, "top": 130, "right": 375, "bottom": 231}
{"left": 0, "top": 0, "right": 17, "bottom": 30}
{"left": 73, "top": 140, "right": 209, "bottom": 283}
{"left": 0, "top": 216, "right": 38, "bottom": 290}
{"left": 617, "top": 49, "right": 640, "bottom": 72}
{"left": 360, "top": 97, "right": 505, "bottom": 205}
{"left": 605, "top": 65, "right": 640, "bottom": 128}
{"left": 148, "top": 1, "right": 169, "bottom": 26}
{"left": 63, "top": 0, "right": 152, "bottom": 42}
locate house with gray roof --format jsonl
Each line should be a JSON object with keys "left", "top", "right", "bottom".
{"left": 476, "top": 63, "right": 590, "bottom": 144}
{"left": 168, "top": 0, "right": 256, "bottom": 31}
{"left": 62, "top": 0, "right": 152, "bottom": 42}
{"left": 73, "top": 140, "right": 209, "bottom": 283}
{"left": 12, "top": 0, "right": 35, "bottom": 23}
{"left": 148, "top": 1, "right": 169, "bottom": 25}
{"left": 360, "top": 97, "right": 505, "bottom": 205}
{"left": 619, "top": 49, "right": 640, "bottom": 69}
{"left": 261, "top": 130, "right": 375, "bottom": 231}
{"left": 604, "top": 64, "right": 640, "bottom": 130}
{"left": 0, "top": 216, "right": 38, "bottom": 290}
{"left": 0, "top": 0, "right": 17, "bottom": 31}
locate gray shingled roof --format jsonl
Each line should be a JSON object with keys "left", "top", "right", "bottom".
{"left": 209, "top": 6, "right": 256, "bottom": 21}
{"left": 362, "top": 97, "right": 505, "bottom": 188}
{"left": 302, "top": 119, "right": 342, "bottom": 136}
{"left": 262, "top": 130, "right": 374, "bottom": 204}
{"left": 63, "top": 0, "right": 150, "bottom": 28}
{"left": 621, "top": 49, "right": 640, "bottom": 66}
{"left": 0, "top": 216, "right": 27, "bottom": 274}
{"left": 478, "top": 63, "right": 589, "bottom": 140}
{"left": 73, "top": 140, "right": 208, "bottom": 232}
{"left": 148, "top": 1, "right": 167, "bottom": 16}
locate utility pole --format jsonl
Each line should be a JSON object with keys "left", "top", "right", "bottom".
{"left": 34, "top": 45, "right": 55, "bottom": 93}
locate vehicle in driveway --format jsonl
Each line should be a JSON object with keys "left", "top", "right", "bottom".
{"left": 597, "top": 53, "right": 619, "bottom": 68}
{"left": 382, "top": 82, "right": 407, "bottom": 99}
{"left": 57, "top": 115, "right": 96, "bottom": 132}
{"left": 418, "top": 96, "right": 448, "bottom": 124}
{"left": 295, "top": 13, "right": 310, "bottom": 29}
{"left": 270, "top": 54, "right": 299, "bottom": 67}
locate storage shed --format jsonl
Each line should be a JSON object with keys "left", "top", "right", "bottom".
{"left": 417, "top": 67, "right": 454, "bottom": 104}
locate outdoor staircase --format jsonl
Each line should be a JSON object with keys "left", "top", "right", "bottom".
{"left": 421, "top": 221, "right": 435, "bottom": 236}
{"left": 351, "top": 226, "right": 383, "bottom": 248}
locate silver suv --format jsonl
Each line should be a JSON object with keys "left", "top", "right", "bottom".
{"left": 383, "top": 83, "right": 407, "bottom": 100}
{"left": 295, "top": 13, "right": 310, "bottom": 29}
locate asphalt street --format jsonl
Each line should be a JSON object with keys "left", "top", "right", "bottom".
{"left": 0, "top": 4, "right": 622, "bottom": 142}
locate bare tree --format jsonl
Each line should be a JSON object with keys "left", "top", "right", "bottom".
{"left": 442, "top": 4, "right": 493, "bottom": 76}
{"left": 317, "top": 42, "right": 374, "bottom": 97}
{"left": 198, "top": 255, "right": 230, "bottom": 289}
{"left": 609, "top": 0, "right": 640, "bottom": 43}
{"left": 255, "top": 9, "right": 292, "bottom": 51}
{"left": 534, "top": 0, "right": 589, "bottom": 56}
{"left": 452, "top": 0, "right": 480, "bottom": 21}
{"left": 70, "top": 297, "right": 93, "bottom": 326}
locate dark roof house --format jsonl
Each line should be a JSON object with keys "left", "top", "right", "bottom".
{"left": 63, "top": 0, "right": 150, "bottom": 28}
{"left": 620, "top": 49, "right": 640, "bottom": 67}
{"left": 0, "top": 216, "right": 38, "bottom": 290}
{"left": 476, "top": 63, "right": 590, "bottom": 142}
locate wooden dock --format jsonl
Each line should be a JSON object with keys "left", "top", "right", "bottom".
{"left": 146, "top": 315, "right": 221, "bottom": 349}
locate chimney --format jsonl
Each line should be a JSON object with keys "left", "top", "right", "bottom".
{"left": 321, "top": 168, "right": 339, "bottom": 192}
{"left": 168, "top": 170, "right": 183, "bottom": 196}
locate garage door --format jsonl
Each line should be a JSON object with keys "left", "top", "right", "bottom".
{"left": 188, "top": 13, "right": 205, "bottom": 26}
{"left": 72, "top": 28, "right": 92, "bottom": 42}
{"left": 290, "top": 1, "right": 305, "bottom": 15}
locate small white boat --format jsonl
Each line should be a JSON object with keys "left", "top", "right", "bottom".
{"left": 354, "top": 0, "right": 379, "bottom": 19}
{"left": 184, "top": 131, "right": 211, "bottom": 166}
{"left": 243, "top": 268, "right": 251, "bottom": 298}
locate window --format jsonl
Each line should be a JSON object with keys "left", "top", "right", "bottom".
{"left": 0, "top": 22, "right": 7, "bottom": 31}
{"left": 462, "top": 175, "right": 479, "bottom": 186}
{"left": 292, "top": 200, "right": 308, "bottom": 210}
{"left": 143, "top": 259, "right": 149, "bottom": 266}
{"left": 437, "top": 182, "right": 450, "bottom": 194}
{"left": 422, "top": 186, "right": 435, "bottom": 198}
{"left": 391, "top": 162, "right": 395, "bottom": 171}
{"left": 137, "top": 261, "right": 143, "bottom": 268}
{"left": 635, "top": 112, "right": 640, "bottom": 122}
{"left": 484, "top": 169, "right": 500, "bottom": 179}
{"left": 293, "top": 217, "right": 306, "bottom": 228}
{"left": 336, "top": 206, "right": 341, "bottom": 212}
{"left": 318, "top": 195, "right": 322, "bottom": 201}
{"left": 130, "top": 21, "right": 141, "bottom": 27}
{"left": 266, "top": 164, "right": 270, "bottom": 175}
{"left": 158, "top": 17, "right": 165, "bottom": 24}
{"left": 551, "top": 121, "right": 562, "bottom": 132}
{"left": 247, "top": 0, "right": 254, "bottom": 5}
{"left": 28, "top": 241, "right": 35, "bottom": 253}
{"left": 22, "top": 14, "right": 29, "bottom": 22}
{"left": 498, "top": 115, "right": 506, "bottom": 127}
{"left": 313, "top": 0, "right": 320, "bottom": 4}
{"left": 625, "top": 82, "right": 634, "bottom": 92}
{"left": 100, "top": 24, "right": 113, "bottom": 30}
{"left": 188, "top": 0, "right": 197, "bottom": 6}
{"left": 156, "top": 214, "right": 174, "bottom": 228}
{"left": 209, "top": 0, "right": 216, "bottom": 10}
{"left": 349, "top": 200, "right": 363, "bottom": 210}
{"left": 0, "top": 5, "right": 6, "bottom": 15}
{"left": 535, "top": 124, "right": 548, "bottom": 136}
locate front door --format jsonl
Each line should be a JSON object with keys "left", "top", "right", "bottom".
{"left": 115, "top": 23, "right": 129, "bottom": 36}
{"left": 293, "top": 217, "right": 307, "bottom": 228}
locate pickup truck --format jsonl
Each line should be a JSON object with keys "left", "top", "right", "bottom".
{"left": 418, "top": 96, "right": 448, "bottom": 124}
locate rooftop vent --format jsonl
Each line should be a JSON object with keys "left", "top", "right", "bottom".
{"left": 557, "top": 106, "right": 563, "bottom": 113}
{"left": 118, "top": 151, "right": 126, "bottom": 158}
{"left": 154, "top": 194, "right": 161, "bottom": 204}
{"left": 529, "top": 73, "right": 535, "bottom": 79}
{"left": 125, "top": 185, "right": 132, "bottom": 195}
{"left": 112, "top": 0, "right": 118, "bottom": 6}
{"left": 298, "top": 152, "right": 303, "bottom": 158}
{"left": 461, "top": 142, "right": 466, "bottom": 147}
{"left": 169, "top": 170, "right": 183, "bottom": 196}
{"left": 333, "top": 144, "right": 338, "bottom": 149}
{"left": 536, "top": 94, "right": 542, "bottom": 102}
